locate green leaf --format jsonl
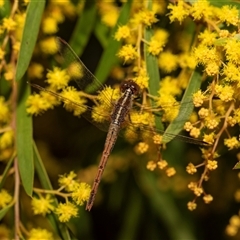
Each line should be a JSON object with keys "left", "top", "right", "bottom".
{"left": 162, "top": 70, "right": 202, "bottom": 143}
{"left": 0, "top": 1, "right": 11, "bottom": 19}
{"left": 94, "top": 21, "right": 110, "bottom": 49}
{"left": 144, "top": 28, "right": 163, "bottom": 131}
{"left": 16, "top": 82, "right": 33, "bottom": 196}
{"left": 0, "top": 153, "right": 15, "bottom": 190}
{"left": 0, "top": 78, "right": 11, "bottom": 97}
{"left": 33, "top": 142, "right": 53, "bottom": 190}
{"left": 15, "top": 1, "right": 45, "bottom": 81}
{"left": 214, "top": 38, "right": 227, "bottom": 46}
{"left": 144, "top": 0, "right": 163, "bottom": 131}
{"left": 0, "top": 201, "right": 14, "bottom": 221}
{"left": 209, "top": 0, "right": 240, "bottom": 8}
{"left": 69, "top": 2, "right": 97, "bottom": 56}
{"left": 233, "top": 161, "right": 240, "bottom": 170}
{"left": 144, "top": 32, "right": 160, "bottom": 99}
{"left": 214, "top": 34, "right": 240, "bottom": 46}
{"left": 33, "top": 142, "right": 72, "bottom": 240}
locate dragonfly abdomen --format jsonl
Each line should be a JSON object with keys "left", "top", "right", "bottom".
{"left": 86, "top": 82, "right": 139, "bottom": 211}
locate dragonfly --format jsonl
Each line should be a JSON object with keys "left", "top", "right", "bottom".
{"left": 30, "top": 38, "right": 207, "bottom": 211}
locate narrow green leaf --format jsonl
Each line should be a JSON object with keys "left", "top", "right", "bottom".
{"left": 33, "top": 142, "right": 72, "bottom": 240}
{"left": 233, "top": 162, "right": 240, "bottom": 170}
{"left": 144, "top": 28, "right": 163, "bottom": 131}
{"left": 0, "top": 78, "right": 11, "bottom": 97}
{"left": 69, "top": 2, "right": 97, "bottom": 56}
{"left": 144, "top": 0, "right": 163, "bottom": 131}
{"left": 16, "top": 82, "right": 33, "bottom": 196}
{"left": 94, "top": 21, "right": 110, "bottom": 49}
{"left": 0, "top": 152, "right": 15, "bottom": 190}
{"left": 0, "top": 1, "right": 11, "bottom": 19}
{"left": 214, "top": 38, "right": 227, "bottom": 46}
{"left": 0, "top": 201, "right": 14, "bottom": 221}
{"left": 33, "top": 142, "right": 53, "bottom": 190}
{"left": 16, "top": 1, "right": 45, "bottom": 81}
{"left": 209, "top": 0, "right": 240, "bottom": 8}
{"left": 214, "top": 34, "right": 240, "bottom": 46}
{"left": 162, "top": 70, "right": 202, "bottom": 143}
{"left": 144, "top": 32, "right": 160, "bottom": 98}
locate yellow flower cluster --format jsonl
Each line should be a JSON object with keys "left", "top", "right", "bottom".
{"left": 157, "top": 160, "right": 168, "bottom": 170}
{"left": 146, "top": 158, "right": 175, "bottom": 178}
{"left": 198, "top": 108, "right": 209, "bottom": 118}
{"left": 61, "top": 87, "right": 87, "bottom": 116}
{"left": 131, "top": 9, "right": 158, "bottom": 26}
{"left": 224, "top": 137, "right": 240, "bottom": 150}
{"left": 46, "top": 67, "right": 70, "bottom": 90}
{"left": 31, "top": 171, "right": 91, "bottom": 223}
{"left": 193, "top": 90, "right": 205, "bottom": 107}
{"left": 206, "top": 160, "right": 218, "bottom": 170}
{"left": 91, "top": 86, "right": 121, "bottom": 123}
{"left": 226, "top": 215, "right": 240, "bottom": 237}
{"left": 167, "top": 0, "right": 189, "bottom": 24}
{"left": 0, "top": 97, "right": 10, "bottom": 125}
{"left": 203, "top": 133, "right": 215, "bottom": 145}
{"left": 55, "top": 202, "right": 78, "bottom": 222}
{"left": 146, "top": 160, "right": 157, "bottom": 171}
{"left": 187, "top": 201, "right": 197, "bottom": 211}
{"left": 133, "top": 67, "right": 149, "bottom": 90}
{"left": 28, "top": 228, "right": 53, "bottom": 240}
{"left": 189, "top": 127, "right": 200, "bottom": 138}
{"left": 166, "top": 167, "right": 176, "bottom": 177}
{"left": 39, "top": 37, "right": 59, "bottom": 55}
{"left": 31, "top": 194, "right": 54, "bottom": 216}
{"left": 0, "top": 190, "right": 12, "bottom": 208}
{"left": 152, "top": 134, "right": 162, "bottom": 145}
{"left": 98, "top": 2, "right": 119, "bottom": 27}
{"left": 215, "top": 85, "right": 234, "bottom": 102}
{"left": 187, "top": 181, "right": 213, "bottom": 210}
{"left": 114, "top": 25, "right": 131, "bottom": 41}
{"left": 157, "top": 93, "right": 179, "bottom": 122}
{"left": 26, "top": 66, "right": 91, "bottom": 117}
{"left": 158, "top": 51, "right": 179, "bottom": 73}
{"left": 117, "top": 44, "right": 138, "bottom": 63}
{"left": 135, "top": 142, "right": 149, "bottom": 155}
{"left": 186, "top": 163, "right": 197, "bottom": 175}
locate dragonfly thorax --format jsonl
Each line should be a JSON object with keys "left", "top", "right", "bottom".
{"left": 120, "top": 80, "right": 140, "bottom": 96}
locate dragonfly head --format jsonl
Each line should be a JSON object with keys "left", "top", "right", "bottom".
{"left": 120, "top": 79, "right": 140, "bottom": 96}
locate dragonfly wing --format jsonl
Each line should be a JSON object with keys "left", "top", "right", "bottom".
{"left": 55, "top": 38, "right": 114, "bottom": 132}
{"left": 82, "top": 107, "right": 110, "bottom": 132}
{"left": 124, "top": 121, "right": 208, "bottom": 146}
{"left": 56, "top": 37, "right": 106, "bottom": 94}
{"left": 30, "top": 83, "right": 111, "bottom": 132}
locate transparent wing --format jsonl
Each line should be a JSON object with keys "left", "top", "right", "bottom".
{"left": 55, "top": 37, "right": 112, "bottom": 131}
{"left": 29, "top": 83, "right": 111, "bottom": 132}
{"left": 57, "top": 38, "right": 109, "bottom": 96}
{"left": 30, "top": 83, "right": 207, "bottom": 146}
{"left": 32, "top": 38, "right": 206, "bottom": 146}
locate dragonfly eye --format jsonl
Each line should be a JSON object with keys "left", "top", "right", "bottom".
{"left": 130, "top": 81, "right": 140, "bottom": 96}
{"left": 120, "top": 80, "right": 140, "bottom": 96}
